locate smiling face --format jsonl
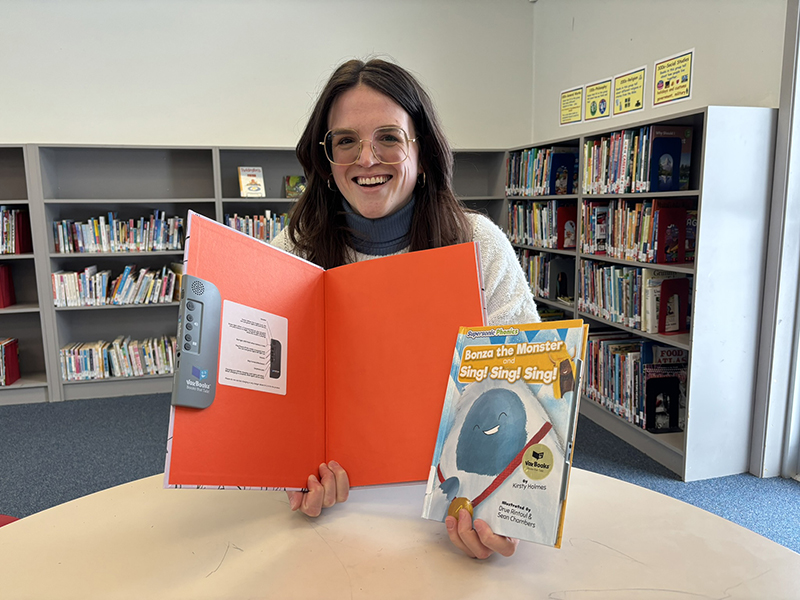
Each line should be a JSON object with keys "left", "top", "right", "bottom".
{"left": 327, "top": 85, "right": 420, "bottom": 219}
{"left": 456, "top": 388, "right": 527, "bottom": 476}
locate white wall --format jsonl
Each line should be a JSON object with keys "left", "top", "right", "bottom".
{"left": 0, "top": 0, "right": 534, "bottom": 149}
{"left": 531, "top": 0, "right": 787, "bottom": 143}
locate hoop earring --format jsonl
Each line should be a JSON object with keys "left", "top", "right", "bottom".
{"left": 417, "top": 172, "right": 426, "bottom": 188}
{"left": 327, "top": 176, "right": 337, "bottom": 192}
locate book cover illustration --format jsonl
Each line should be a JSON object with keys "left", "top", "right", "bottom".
{"left": 548, "top": 149, "right": 579, "bottom": 195}
{"left": 644, "top": 363, "right": 686, "bottom": 433}
{"left": 648, "top": 126, "right": 693, "bottom": 192}
{"left": 284, "top": 175, "right": 307, "bottom": 199}
{"left": 556, "top": 204, "right": 577, "bottom": 250}
{"left": 238, "top": 166, "right": 266, "bottom": 198}
{"left": 421, "top": 320, "right": 588, "bottom": 547}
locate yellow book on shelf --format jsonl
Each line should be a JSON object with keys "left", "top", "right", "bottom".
{"left": 238, "top": 166, "right": 266, "bottom": 198}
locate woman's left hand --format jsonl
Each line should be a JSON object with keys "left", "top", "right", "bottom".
{"left": 445, "top": 508, "right": 519, "bottom": 559}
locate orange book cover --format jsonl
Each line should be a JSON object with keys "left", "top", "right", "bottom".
{"left": 165, "top": 212, "right": 487, "bottom": 489}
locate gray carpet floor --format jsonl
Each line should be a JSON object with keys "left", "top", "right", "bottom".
{"left": 1, "top": 393, "right": 798, "bottom": 554}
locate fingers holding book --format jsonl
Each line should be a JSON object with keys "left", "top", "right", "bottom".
{"left": 286, "top": 461, "right": 350, "bottom": 517}
{"left": 445, "top": 509, "right": 519, "bottom": 559}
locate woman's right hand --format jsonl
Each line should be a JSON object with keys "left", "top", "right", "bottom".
{"left": 286, "top": 461, "right": 350, "bottom": 517}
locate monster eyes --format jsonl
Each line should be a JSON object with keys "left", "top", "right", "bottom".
{"left": 472, "top": 412, "right": 509, "bottom": 430}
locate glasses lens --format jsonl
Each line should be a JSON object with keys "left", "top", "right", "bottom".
{"left": 326, "top": 129, "right": 361, "bottom": 165}
{"left": 323, "top": 127, "right": 411, "bottom": 165}
{"left": 372, "top": 127, "right": 409, "bottom": 164}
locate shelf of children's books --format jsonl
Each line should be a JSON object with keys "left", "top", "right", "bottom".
{"left": 533, "top": 295, "right": 574, "bottom": 311}
{"left": 60, "top": 373, "right": 174, "bottom": 401}
{"left": 0, "top": 374, "right": 49, "bottom": 405}
{"left": 577, "top": 310, "right": 691, "bottom": 350}
{"left": 577, "top": 254, "right": 696, "bottom": 275}
{"left": 43, "top": 198, "right": 215, "bottom": 205}
{"left": 581, "top": 190, "right": 701, "bottom": 199}
{"left": 0, "top": 303, "right": 39, "bottom": 314}
{"left": 580, "top": 396, "right": 685, "bottom": 476}
{"left": 513, "top": 244, "right": 577, "bottom": 257}
{"left": 49, "top": 250, "right": 184, "bottom": 259}
{"left": 507, "top": 194, "right": 579, "bottom": 201}
{"left": 54, "top": 303, "right": 179, "bottom": 312}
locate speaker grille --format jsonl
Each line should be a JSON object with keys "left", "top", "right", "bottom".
{"left": 191, "top": 280, "right": 205, "bottom": 296}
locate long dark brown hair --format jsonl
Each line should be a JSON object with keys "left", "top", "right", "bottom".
{"left": 287, "top": 59, "right": 472, "bottom": 269}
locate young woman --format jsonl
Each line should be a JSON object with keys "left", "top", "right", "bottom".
{"left": 271, "top": 59, "right": 539, "bottom": 558}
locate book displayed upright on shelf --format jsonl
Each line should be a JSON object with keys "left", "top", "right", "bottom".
{"left": 548, "top": 149, "right": 579, "bottom": 195}
{"left": 556, "top": 204, "right": 577, "bottom": 249}
{"left": 654, "top": 207, "right": 687, "bottom": 264}
{"left": 165, "top": 211, "right": 488, "bottom": 490}
{"left": 283, "top": 176, "right": 307, "bottom": 199}
{"left": 0, "top": 264, "right": 16, "bottom": 308}
{"left": 0, "top": 337, "right": 21, "bottom": 386}
{"left": 238, "top": 166, "right": 266, "bottom": 198}
{"left": 421, "top": 320, "right": 588, "bottom": 547}
{"left": 649, "top": 126, "right": 693, "bottom": 192}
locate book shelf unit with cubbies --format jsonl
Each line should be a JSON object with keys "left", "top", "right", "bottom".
{"left": 0, "top": 146, "right": 49, "bottom": 404}
{"left": 506, "top": 106, "right": 776, "bottom": 481}
{"left": 27, "top": 146, "right": 218, "bottom": 402}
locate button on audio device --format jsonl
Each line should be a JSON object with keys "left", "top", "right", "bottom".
{"left": 171, "top": 275, "right": 221, "bottom": 409}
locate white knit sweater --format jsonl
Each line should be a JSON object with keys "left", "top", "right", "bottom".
{"left": 270, "top": 212, "right": 540, "bottom": 326}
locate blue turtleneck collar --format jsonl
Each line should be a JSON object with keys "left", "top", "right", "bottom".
{"left": 342, "top": 196, "right": 415, "bottom": 256}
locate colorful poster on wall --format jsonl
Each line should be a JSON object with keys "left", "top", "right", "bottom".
{"left": 613, "top": 67, "right": 646, "bottom": 116}
{"left": 653, "top": 50, "right": 693, "bottom": 106}
{"left": 560, "top": 87, "right": 583, "bottom": 126}
{"left": 584, "top": 79, "right": 612, "bottom": 122}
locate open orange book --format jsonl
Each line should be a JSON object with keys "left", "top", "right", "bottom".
{"left": 165, "top": 212, "right": 487, "bottom": 489}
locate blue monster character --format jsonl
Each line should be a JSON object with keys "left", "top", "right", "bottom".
{"left": 426, "top": 378, "right": 566, "bottom": 543}
{"left": 455, "top": 388, "right": 527, "bottom": 476}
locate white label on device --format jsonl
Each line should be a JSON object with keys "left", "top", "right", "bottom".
{"left": 218, "top": 300, "right": 287, "bottom": 395}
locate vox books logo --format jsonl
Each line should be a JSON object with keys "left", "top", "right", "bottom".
{"left": 191, "top": 366, "right": 208, "bottom": 380}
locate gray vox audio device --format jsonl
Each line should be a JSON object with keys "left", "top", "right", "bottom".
{"left": 171, "top": 275, "right": 222, "bottom": 409}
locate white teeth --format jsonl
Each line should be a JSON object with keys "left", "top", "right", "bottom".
{"left": 483, "top": 425, "right": 500, "bottom": 436}
{"left": 356, "top": 176, "right": 390, "bottom": 186}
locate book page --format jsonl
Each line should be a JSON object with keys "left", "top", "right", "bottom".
{"left": 324, "top": 243, "right": 487, "bottom": 487}
{"left": 167, "top": 212, "right": 326, "bottom": 489}
{"left": 218, "top": 300, "right": 288, "bottom": 395}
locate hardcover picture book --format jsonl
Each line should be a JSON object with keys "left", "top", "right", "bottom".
{"left": 548, "top": 149, "right": 579, "bottom": 195}
{"left": 644, "top": 363, "right": 685, "bottom": 433}
{"left": 238, "top": 166, "right": 266, "bottom": 198}
{"left": 648, "top": 126, "right": 693, "bottom": 192}
{"left": 421, "top": 320, "right": 589, "bottom": 547}
{"left": 165, "top": 212, "right": 487, "bottom": 490}
{"left": 283, "top": 175, "right": 307, "bottom": 199}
